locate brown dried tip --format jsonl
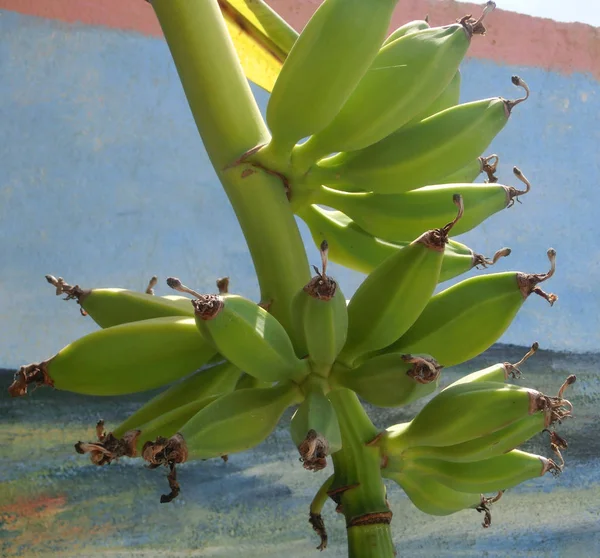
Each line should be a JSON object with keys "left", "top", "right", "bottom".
{"left": 298, "top": 429, "right": 329, "bottom": 472}
{"left": 481, "top": 154, "right": 499, "bottom": 183}
{"left": 403, "top": 354, "right": 442, "bottom": 384}
{"left": 477, "top": 491, "right": 503, "bottom": 529}
{"left": 503, "top": 341, "right": 539, "bottom": 379}
{"left": 45, "top": 275, "right": 89, "bottom": 315}
{"left": 145, "top": 276, "right": 158, "bottom": 295}
{"left": 530, "top": 379, "right": 574, "bottom": 428}
{"left": 309, "top": 512, "right": 328, "bottom": 551}
{"left": 505, "top": 75, "right": 530, "bottom": 114}
{"left": 415, "top": 194, "right": 463, "bottom": 251}
{"left": 517, "top": 248, "right": 557, "bottom": 304}
{"left": 192, "top": 294, "right": 225, "bottom": 320}
{"left": 216, "top": 276, "right": 230, "bottom": 294}
{"left": 304, "top": 239, "right": 338, "bottom": 300}
{"left": 74, "top": 423, "right": 140, "bottom": 466}
{"left": 459, "top": 1, "right": 495, "bottom": 37}
{"left": 8, "top": 362, "right": 53, "bottom": 397}
{"left": 506, "top": 166, "right": 532, "bottom": 207}
{"left": 472, "top": 247, "right": 512, "bottom": 270}
{"left": 142, "top": 433, "right": 189, "bottom": 503}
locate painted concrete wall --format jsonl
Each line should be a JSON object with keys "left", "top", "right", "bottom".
{"left": 1, "top": 2, "right": 599, "bottom": 369}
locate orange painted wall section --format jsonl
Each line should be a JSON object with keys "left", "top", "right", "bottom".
{"left": 3, "top": 0, "right": 600, "bottom": 80}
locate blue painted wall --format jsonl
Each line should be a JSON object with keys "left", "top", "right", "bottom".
{"left": 2, "top": 10, "right": 600, "bottom": 367}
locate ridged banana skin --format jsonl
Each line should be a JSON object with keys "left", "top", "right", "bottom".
{"left": 291, "top": 285, "right": 348, "bottom": 369}
{"left": 381, "top": 272, "right": 527, "bottom": 367}
{"left": 42, "top": 317, "right": 217, "bottom": 395}
{"left": 195, "top": 295, "right": 309, "bottom": 383}
{"left": 332, "top": 354, "right": 439, "bottom": 408}
{"left": 382, "top": 20, "right": 430, "bottom": 45}
{"left": 290, "top": 389, "right": 342, "bottom": 453}
{"left": 385, "top": 469, "right": 482, "bottom": 516}
{"left": 407, "top": 449, "right": 549, "bottom": 493}
{"left": 402, "top": 412, "right": 547, "bottom": 463}
{"left": 404, "top": 70, "right": 461, "bottom": 127}
{"left": 444, "top": 363, "right": 507, "bottom": 390}
{"left": 314, "top": 183, "right": 510, "bottom": 243}
{"left": 79, "top": 289, "right": 194, "bottom": 328}
{"left": 112, "top": 360, "right": 241, "bottom": 437}
{"left": 298, "top": 205, "right": 476, "bottom": 280}
{"left": 131, "top": 394, "right": 222, "bottom": 454}
{"left": 309, "top": 98, "right": 509, "bottom": 194}
{"left": 179, "top": 382, "right": 303, "bottom": 460}
{"left": 341, "top": 241, "right": 443, "bottom": 365}
{"left": 293, "top": 25, "right": 471, "bottom": 159}
{"left": 266, "top": 0, "right": 398, "bottom": 152}
{"left": 396, "top": 382, "right": 539, "bottom": 448}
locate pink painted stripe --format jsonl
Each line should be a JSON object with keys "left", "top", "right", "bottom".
{"left": 2, "top": 0, "right": 599, "bottom": 79}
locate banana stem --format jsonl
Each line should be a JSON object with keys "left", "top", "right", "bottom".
{"left": 149, "top": 0, "right": 310, "bottom": 335}
{"left": 328, "top": 389, "right": 395, "bottom": 558}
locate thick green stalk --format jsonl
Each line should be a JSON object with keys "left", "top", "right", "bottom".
{"left": 329, "top": 389, "right": 395, "bottom": 558}
{"left": 150, "top": 0, "right": 310, "bottom": 332}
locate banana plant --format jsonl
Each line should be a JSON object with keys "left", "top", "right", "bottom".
{"left": 9, "top": 1, "right": 576, "bottom": 556}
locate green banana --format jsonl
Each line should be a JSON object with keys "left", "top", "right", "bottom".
{"left": 436, "top": 154, "right": 498, "bottom": 185}
{"left": 379, "top": 380, "right": 571, "bottom": 450}
{"left": 405, "top": 449, "right": 559, "bottom": 493}
{"left": 45, "top": 275, "right": 193, "bottom": 328}
{"left": 291, "top": 240, "right": 347, "bottom": 375}
{"left": 382, "top": 19, "right": 430, "bottom": 45}
{"left": 297, "top": 204, "right": 510, "bottom": 278}
{"left": 311, "top": 166, "right": 530, "bottom": 242}
{"left": 331, "top": 353, "right": 442, "bottom": 408}
{"left": 8, "top": 316, "right": 217, "bottom": 397}
{"left": 338, "top": 196, "right": 464, "bottom": 366}
{"left": 404, "top": 70, "right": 461, "bottom": 127}
{"left": 378, "top": 249, "right": 557, "bottom": 367}
{"left": 290, "top": 382, "right": 342, "bottom": 470}
{"left": 445, "top": 342, "right": 538, "bottom": 390}
{"left": 292, "top": 8, "right": 492, "bottom": 167}
{"left": 234, "top": 372, "right": 273, "bottom": 390}
{"left": 111, "top": 360, "right": 242, "bottom": 437}
{"left": 304, "top": 76, "right": 529, "bottom": 194}
{"left": 263, "top": 0, "right": 398, "bottom": 159}
{"left": 384, "top": 468, "right": 494, "bottom": 517}
{"left": 167, "top": 279, "right": 309, "bottom": 383}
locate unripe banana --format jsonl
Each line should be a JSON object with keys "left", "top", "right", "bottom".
{"left": 235, "top": 372, "right": 273, "bottom": 390}
{"left": 380, "top": 380, "right": 571, "bottom": 450}
{"left": 379, "top": 249, "right": 557, "bottom": 367}
{"left": 291, "top": 241, "right": 347, "bottom": 375}
{"left": 331, "top": 353, "right": 442, "bottom": 408}
{"left": 264, "top": 0, "right": 399, "bottom": 159}
{"left": 445, "top": 342, "right": 538, "bottom": 390}
{"left": 404, "top": 70, "right": 461, "bottom": 127}
{"left": 8, "top": 316, "right": 217, "bottom": 397}
{"left": 311, "top": 167, "right": 530, "bottom": 243}
{"left": 112, "top": 360, "right": 241, "bottom": 437}
{"left": 290, "top": 382, "right": 342, "bottom": 471}
{"left": 382, "top": 19, "right": 430, "bottom": 46}
{"left": 292, "top": 9, "right": 493, "bottom": 167}
{"left": 406, "top": 449, "right": 560, "bottom": 493}
{"left": 384, "top": 468, "right": 489, "bottom": 516}
{"left": 172, "top": 280, "right": 309, "bottom": 383}
{"left": 338, "top": 196, "right": 464, "bottom": 366}
{"left": 437, "top": 154, "right": 498, "bottom": 185}
{"left": 45, "top": 275, "right": 193, "bottom": 328}
{"left": 304, "top": 76, "right": 529, "bottom": 194}
{"left": 144, "top": 382, "right": 303, "bottom": 462}
{"left": 297, "top": 204, "right": 509, "bottom": 279}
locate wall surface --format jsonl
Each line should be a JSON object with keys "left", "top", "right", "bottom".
{"left": 1, "top": 1, "right": 599, "bottom": 556}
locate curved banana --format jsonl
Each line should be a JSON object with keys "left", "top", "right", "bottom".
{"left": 382, "top": 19, "right": 430, "bottom": 46}
{"left": 406, "top": 449, "right": 559, "bottom": 493}
{"left": 297, "top": 204, "right": 509, "bottom": 279}
{"left": 378, "top": 249, "right": 557, "bottom": 367}
{"left": 45, "top": 275, "right": 193, "bottom": 328}
{"left": 174, "top": 280, "right": 310, "bottom": 383}
{"left": 291, "top": 241, "right": 348, "bottom": 375}
{"left": 112, "top": 360, "right": 241, "bottom": 437}
{"left": 290, "top": 382, "right": 342, "bottom": 470}
{"left": 311, "top": 166, "right": 531, "bottom": 243}
{"left": 338, "top": 196, "right": 464, "bottom": 366}
{"left": 264, "top": 0, "right": 398, "bottom": 160}
{"left": 404, "top": 70, "right": 461, "bottom": 127}
{"left": 436, "top": 153, "right": 498, "bottom": 185}
{"left": 292, "top": 9, "right": 492, "bottom": 168}
{"left": 331, "top": 353, "right": 441, "bottom": 408}
{"left": 8, "top": 316, "right": 217, "bottom": 397}
{"left": 304, "top": 76, "right": 530, "bottom": 194}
